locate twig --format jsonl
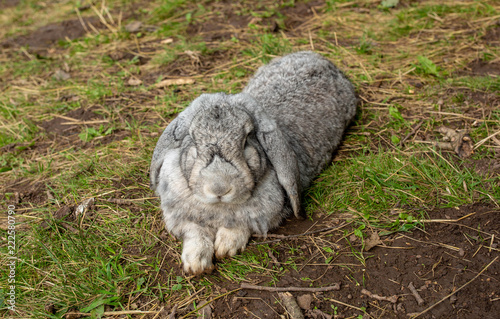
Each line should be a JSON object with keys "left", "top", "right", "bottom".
{"left": 168, "top": 305, "right": 178, "bottom": 319}
{"left": 279, "top": 292, "right": 305, "bottom": 319}
{"left": 400, "top": 121, "right": 423, "bottom": 146}
{"left": 250, "top": 222, "right": 350, "bottom": 245}
{"left": 490, "top": 234, "right": 495, "bottom": 253}
{"left": 389, "top": 213, "right": 475, "bottom": 223}
{"left": 149, "top": 307, "right": 165, "bottom": 319}
{"left": 410, "top": 256, "right": 499, "bottom": 318}
{"left": 408, "top": 282, "right": 424, "bottom": 306}
{"left": 327, "top": 298, "right": 366, "bottom": 313}
{"left": 268, "top": 250, "right": 281, "bottom": 267}
{"left": 104, "top": 198, "right": 145, "bottom": 204}
{"left": 361, "top": 289, "right": 398, "bottom": 303}
{"left": 474, "top": 130, "right": 500, "bottom": 149}
{"left": 241, "top": 282, "right": 341, "bottom": 293}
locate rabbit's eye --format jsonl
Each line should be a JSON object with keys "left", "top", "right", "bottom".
{"left": 180, "top": 146, "right": 198, "bottom": 179}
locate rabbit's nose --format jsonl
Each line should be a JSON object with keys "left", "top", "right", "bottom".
{"left": 204, "top": 183, "right": 233, "bottom": 199}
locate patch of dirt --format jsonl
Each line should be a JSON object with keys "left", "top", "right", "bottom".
{"left": 1, "top": 179, "right": 47, "bottom": 207}
{"left": 186, "top": 6, "right": 251, "bottom": 42}
{"left": 186, "top": 0, "right": 325, "bottom": 41}
{"left": 143, "top": 204, "right": 499, "bottom": 319}
{"left": 462, "top": 59, "right": 500, "bottom": 77}
{"left": 0, "top": 0, "right": 19, "bottom": 9}
{"left": 37, "top": 106, "right": 127, "bottom": 149}
{"left": 40, "top": 106, "right": 103, "bottom": 136}
{"left": 197, "top": 203, "right": 499, "bottom": 319}
{"left": 466, "top": 157, "right": 500, "bottom": 177}
{"left": 483, "top": 25, "right": 500, "bottom": 46}
{"left": 1, "top": 17, "right": 104, "bottom": 52}
{"left": 439, "top": 89, "right": 499, "bottom": 120}
{"left": 0, "top": 179, "right": 48, "bottom": 231}
{"left": 280, "top": 0, "right": 324, "bottom": 30}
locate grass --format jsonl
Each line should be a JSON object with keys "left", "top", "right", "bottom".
{"left": 0, "top": 0, "right": 499, "bottom": 317}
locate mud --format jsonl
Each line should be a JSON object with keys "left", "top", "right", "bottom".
{"left": 1, "top": 17, "right": 104, "bottom": 52}
{"left": 202, "top": 203, "right": 500, "bottom": 319}
{"left": 0, "top": 0, "right": 19, "bottom": 9}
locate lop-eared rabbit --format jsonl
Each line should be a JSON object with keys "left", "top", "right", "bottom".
{"left": 150, "top": 51, "right": 357, "bottom": 274}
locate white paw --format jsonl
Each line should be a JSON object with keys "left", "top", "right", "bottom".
{"left": 214, "top": 227, "right": 250, "bottom": 259}
{"left": 181, "top": 238, "right": 214, "bottom": 275}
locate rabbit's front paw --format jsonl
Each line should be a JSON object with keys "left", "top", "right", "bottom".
{"left": 214, "top": 227, "right": 250, "bottom": 259}
{"left": 181, "top": 238, "right": 214, "bottom": 275}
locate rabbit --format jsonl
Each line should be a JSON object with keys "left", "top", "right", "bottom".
{"left": 150, "top": 51, "right": 357, "bottom": 275}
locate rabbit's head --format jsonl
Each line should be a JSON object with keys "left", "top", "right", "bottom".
{"left": 151, "top": 92, "right": 301, "bottom": 217}
{"left": 183, "top": 98, "right": 268, "bottom": 205}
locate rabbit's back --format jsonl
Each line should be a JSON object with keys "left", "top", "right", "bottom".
{"left": 243, "top": 51, "right": 357, "bottom": 189}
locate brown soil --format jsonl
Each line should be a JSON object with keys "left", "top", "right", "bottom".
{"left": 1, "top": 17, "right": 104, "bottom": 53}
{"left": 280, "top": 0, "right": 324, "bottom": 30}
{"left": 190, "top": 203, "right": 499, "bottom": 319}
{"left": 36, "top": 106, "right": 130, "bottom": 149}
{"left": 144, "top": 203, "right": 500, "bottom": 319}
{"left": 40, "top": 107, "right": 102, "bottom": 137}
{"left": 483, "top": 25, "right": 500, "bottom": 46}
{"left": 464, "top": 59, "right": 500, "bottom": 77}
{"left": 186, "top": 7, "right": 251, "bottom": 42}
{"left": 0, "top": 0, "right": 19, "bottom": 9}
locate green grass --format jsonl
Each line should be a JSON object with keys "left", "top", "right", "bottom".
{"left": 307, "top": 149, "right": 497, "bottom": 221}
{"left": 1, "top": 0, "right": 499, "bottom": 317}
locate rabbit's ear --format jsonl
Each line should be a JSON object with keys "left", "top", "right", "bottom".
{"left": 234, "top": 94, "right": 302, "bottom": 218}
{"left": 150, "top": 117, "right": 184, "bottom": 191}
{"left": 150, "top": 94, "right": 209, "bottom": 191}
{"left": 258, "top": 124, "right": 302, "bottom": 218}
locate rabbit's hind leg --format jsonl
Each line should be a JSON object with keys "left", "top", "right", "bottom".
{"left": 214, "top": 227, "right": 251, "bottom": 259}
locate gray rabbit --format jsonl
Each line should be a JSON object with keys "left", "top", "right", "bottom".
{"left": 150, "top": 51, "right": 357, "bottom": 274}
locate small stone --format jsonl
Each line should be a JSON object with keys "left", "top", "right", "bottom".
{"left": 297, "top": 294, "right": 313, "bottom": 310}
{"left": 109, "top": 51, "right": 126, "bottom": 61}
{"left": 347, "top": 294, "right": 352, "bottom": 299}
{"left": 450, "top": 294, "right": 457, "bottom": 304}
{"left": 128, "top": 78, "right": 142, "bottom": 86}
{"left": 53, "top": 69, "right": 71, "bottom": 81}
{"left": 197, "top": 300, "right": 212, "bottom": 319}
{"left": 396, "top": 303, "right": 405, "bottom": 313}
{"left": 125, "top": 21, "right": 142, "bottom": 33}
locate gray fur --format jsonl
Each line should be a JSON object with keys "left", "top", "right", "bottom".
{"left": 150, "top": 51, "right": 357, "bottom": 274}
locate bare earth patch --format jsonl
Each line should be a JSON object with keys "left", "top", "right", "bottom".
{"left": 1, "top": 17, "right": 105, "bottom": 53}
{"left": 150, "top": 203, "right": 499, "bottom": 319}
